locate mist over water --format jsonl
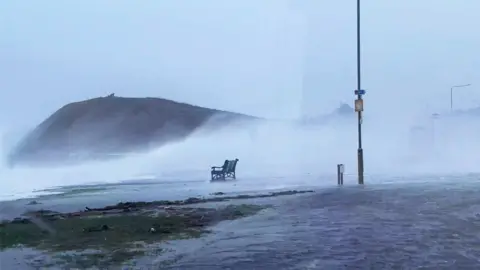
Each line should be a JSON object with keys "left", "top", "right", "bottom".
{"left": 2, "top": 111, "right": 480, "bottom": 202}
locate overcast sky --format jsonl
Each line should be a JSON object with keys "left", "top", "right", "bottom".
{"left": 0, "top": 0, "right": 478, "bottom": 128}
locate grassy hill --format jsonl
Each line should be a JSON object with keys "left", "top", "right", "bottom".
{"left": 9, "top": 95, "right": 258, "bottom": 166}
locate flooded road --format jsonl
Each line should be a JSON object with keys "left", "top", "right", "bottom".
{"left": 160, "top": 182, "right": 480, "bottom": 269}
{"left": 3, "top": 179, "right": 480, "bottom": 269}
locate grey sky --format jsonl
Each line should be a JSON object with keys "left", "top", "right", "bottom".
{"left": 1, "top": 0, "right": 478, "bottom": 128}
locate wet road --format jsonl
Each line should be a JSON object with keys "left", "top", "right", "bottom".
{"left": 160, "top": 182, "right": 480, "bottom": 269}
{"left": 3, "top": 179, "right": 480, "bottom": 269}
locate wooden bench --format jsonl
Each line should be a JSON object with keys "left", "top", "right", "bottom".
{"left": 211, "top": 159, "right": 239, "bottom": 181}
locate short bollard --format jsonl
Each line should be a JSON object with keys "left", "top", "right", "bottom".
{"left": 337, "top": 164, "right": 345, "bottom": 185}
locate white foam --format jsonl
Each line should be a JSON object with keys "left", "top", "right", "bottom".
{"left": 1, "top": 114, "right": 480, "bottom": 202}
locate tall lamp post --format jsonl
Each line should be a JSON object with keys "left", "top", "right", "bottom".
{"left": 450, "top": 84, "right": 471, "bottom": 112}
{"left": 354, "top": 0, "right": 365, "bottom": 185}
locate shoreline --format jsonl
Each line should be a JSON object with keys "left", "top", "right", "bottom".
{"left": 0, "top": 189, "right": 314, "bottom": 269}
{"left": 0, "top": 179, "right": 319, "bottom": 220}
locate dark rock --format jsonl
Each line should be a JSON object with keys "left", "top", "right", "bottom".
{"left": 184, "top": 197, "right": 203, "bottom": 204}
{"left": 12, "top": 217, "right": 30, "bottom": 224}
{"left": 27, "top": 200, "right": 40, "bottom": 205}
{"left": 83, "top": 224, "right": 110, "bottom": 232}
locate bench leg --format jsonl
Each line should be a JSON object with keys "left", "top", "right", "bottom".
{"left": 211, "top": 173, "right": 225, "bottom": 181}
{"left": 211, "top": 172, "right": 233, "bottom": 181}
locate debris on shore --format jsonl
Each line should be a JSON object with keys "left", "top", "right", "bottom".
{"left": 1, "top": 204, "right": 264, "bottom": 268}
{"left": 0, "top": 189, "right": 314, "bottom": 268}
{"left": 81, "top": 189, "right": 314, "bottom": 213}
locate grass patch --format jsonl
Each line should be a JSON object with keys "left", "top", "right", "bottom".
{"left": 1, "top": 189, "right": 314, "bottom": 267}
{"left": 0, "top": 204, "right": 265, "bottom": 268}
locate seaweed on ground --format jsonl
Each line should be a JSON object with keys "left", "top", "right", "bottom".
{"left": 0, "top": 189, "right": 314, "bottom": 268}
{"left": 0, "top": 204, "right": 265, "bottom": 268}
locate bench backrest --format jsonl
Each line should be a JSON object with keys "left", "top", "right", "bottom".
{"left": 225, "top": 159, "right": 238, "bottom": 173}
